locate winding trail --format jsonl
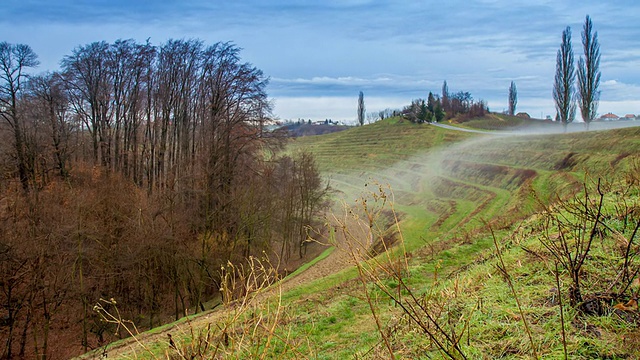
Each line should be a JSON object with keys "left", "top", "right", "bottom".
{"left": 431, "top": 122, "right": 499, "bottom": 134}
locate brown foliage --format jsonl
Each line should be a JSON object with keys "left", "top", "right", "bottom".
{"left": 0, "top": 39, "right": 330, "bottom": 358}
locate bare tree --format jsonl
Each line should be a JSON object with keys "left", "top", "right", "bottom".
{"left": 28, "top": 73, "right": 72, "bottom": 179}
{"left": 441, "top": 80, "right": 449, "bottom": 116}
{"left": 577, "top": 15, "right": 601, "bottom": 130}
{"left": 553, "top": 27, "right": 576, "bottom": 131}
{"left": 378, "top": 108, "right": 397, "bottom": 120}
{"left": 0, "top": 42, "right": 39, "bottom": 192}
{"left": 61, "top": 42, "right": 112, "bottom": 167}
{"left": 152, "top": 39, "right": 202, "bottom": 192}
{"left": 357, "top": 91, "right": 365, "bottom": 126}
{"left": 107, "top": 39, "right": 154, "bottom": 178}
{"left": 366, "top": 111, "right": 379, "bottom": 124}
{"left": 0, "top": 39, "right": 332, "bottom": 358}
{"left": 508, "top": 81, "right": 517, "bottom": 116}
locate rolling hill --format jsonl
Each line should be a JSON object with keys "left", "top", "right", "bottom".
{"left": 82, "top": 117, "right": 640, "bottom": 359}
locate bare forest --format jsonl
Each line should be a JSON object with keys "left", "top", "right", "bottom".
{"left": 0, "top": 39, "right": 328, "bottom": 359}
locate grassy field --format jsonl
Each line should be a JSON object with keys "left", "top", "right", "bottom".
{"left": 91, "top": 117, "right": 640, "bottom": 359}
{"left": 450, "top": 113, "right": 552, "bottom": 130}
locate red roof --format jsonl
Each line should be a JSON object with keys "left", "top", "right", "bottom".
{"left": 600, "top": 112, "right": 619, "bottom": 119}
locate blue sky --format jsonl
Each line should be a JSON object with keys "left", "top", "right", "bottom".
{"left": 3, "top": 0, "right": 640, "bottom": 122}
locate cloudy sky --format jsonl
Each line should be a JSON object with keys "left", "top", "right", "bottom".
{"left": 3, "top": 0, "right": 640, "bottom": 122}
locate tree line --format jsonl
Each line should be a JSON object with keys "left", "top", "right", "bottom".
{"left": 0, "top": 39, "right": 329, "bottom": 358}
{"left": 402, "top": 81, "right": 487, "bottom": 124}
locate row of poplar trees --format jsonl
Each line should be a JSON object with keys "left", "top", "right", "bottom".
{"left": 553, "top": 15, "right": 602, "bottom": 130}
{"left": 0, "top": 39, "right": 329, "bottom": 358}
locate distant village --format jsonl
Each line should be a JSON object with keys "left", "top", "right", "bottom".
{"left": 278, "top": 111, "right": 640, "bottom": 127}
{"left": 597, "top": 112, "right": 639, "bottom": 121}
{"left": 278, "top": 119, "right": 348, "bottom": 126}
{"left": 537, "top": 112, "right": 639, "bottom": 121}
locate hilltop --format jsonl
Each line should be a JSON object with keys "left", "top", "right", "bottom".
{"left": 83, "top": 117, "right": 640, "bottom": 359}
{"left": 280, "top": 122, "right": 351, "bottom": 137}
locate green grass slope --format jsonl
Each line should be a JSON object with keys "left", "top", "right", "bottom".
{"left": 90, "top": 117, "right": 640, "bottom": 359}
{"left": 451, "top": 113, "right": 552, "bottom": 130}
{"left": 286, "top": 120, "right": 640, "bottom": 358}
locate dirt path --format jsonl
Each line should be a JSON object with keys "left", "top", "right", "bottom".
{"left": 278, "top": 218, "right": 369, "bottom": 294}
{"left": 78, "top": 217, "right": 366, "bottom": 359}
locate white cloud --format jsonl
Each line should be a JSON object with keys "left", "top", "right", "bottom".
{"left": 598, "top": 100, "right": 640, "bottom": 117}
{"left": 272, "top": 76, "right": 392, "bottom": 86}
{"left": 270, "top": 75, "right": 436, "bottom": 91}
{"left": 4, "top": 0, "right": 640, "bottom": 122}
{"left": 601, "top": 79, "right": 640, "bottom": 101}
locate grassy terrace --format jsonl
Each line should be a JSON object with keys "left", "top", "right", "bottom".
{"left": 96, "top": 118, "right": 640, "bottom": 359}
{"left": 282, "top": 118, "right": 640, "bottom": 358}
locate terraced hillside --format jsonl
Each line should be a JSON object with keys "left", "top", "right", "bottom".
{"left": 289, "top": 119, "right": 590, "bottom": 251}
{"left": 282, "top": 118, "right": 640, "bottom": 357}
{"left": 84, "top": 118, "right": 640, "bottom": 359}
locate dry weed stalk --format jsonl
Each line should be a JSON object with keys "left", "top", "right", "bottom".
{"left": 537, "top": 176, "right": 605, "bottom": 310}
{"left": 93, "top": 255, "right": 310, "bottom": 359}
{"left": 93, "top": 298, "right": 159, "bottom": 359}
{"left": 330, "top": 182, "right": 470, "bottom": 359}
{"left": 168, "top": 255, "right": 310, "bottom": 359}
{"left": 488, "top": 225, "right": 539, "bottom": 359}
{"left": 554, "top": 261, "right": 568, "bottom": 360}
{"left": 534, "top": 168, "right": 640, "bottom": 356}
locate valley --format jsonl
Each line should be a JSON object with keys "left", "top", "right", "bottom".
{"left": 85, "top": 117, "right": 640, "bottom": 358}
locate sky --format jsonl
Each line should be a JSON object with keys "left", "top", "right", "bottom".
{"left": 3, "top": 0, "right": 640, "bottom": 123}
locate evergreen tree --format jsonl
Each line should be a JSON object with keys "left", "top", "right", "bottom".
{"left": 427, "top": 91, "right": 436, "bottom": 114}
{"left": 435, "top": 100, "right": 445, "bottom": 122}
{"left": 441, "top": 80, "right": 449, "bottom": 115}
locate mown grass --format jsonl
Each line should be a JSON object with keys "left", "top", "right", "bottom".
{"left": 95, "top": 117, "right": 640, "bottom": 359}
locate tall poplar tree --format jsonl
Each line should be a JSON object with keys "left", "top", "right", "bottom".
{"left": 357, "top": 91, "right": 365, "bottom": 126}
{"left": 508, "top": 81, "right": 517, "bottom": 116}
{"left": 577, "top": 15, "right": 601, "bottom": 130}
{"left": 553, "top": 26, "right": 576, "bottom": 131}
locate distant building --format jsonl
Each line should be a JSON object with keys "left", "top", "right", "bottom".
{"left": 599, "top": 112, "right": 619, "bottom": 121}
{"left": 515, "top": 112, "right": 531, "bottom": 119}
{"left": 624, "top": 114, "right": 636, "bottom": 120}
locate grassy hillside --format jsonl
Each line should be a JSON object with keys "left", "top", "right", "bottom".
{"left": 87, "top": 118, "right": 640, "bottom": 359}
{"left": 287, "top": 117, "right": 474, "bottom": 171}
{"left": 450, "top": 113, "right": 553, "bottom": 130}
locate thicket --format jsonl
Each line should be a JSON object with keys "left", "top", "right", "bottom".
{"left": 0, "top": 40, "right": 328, "bottom": 358}
{"left": 403, "top": 85, "right": 487, "bottom": 124}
